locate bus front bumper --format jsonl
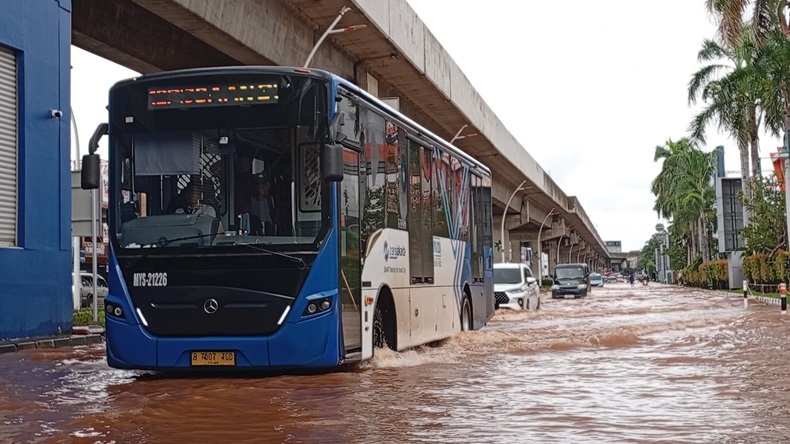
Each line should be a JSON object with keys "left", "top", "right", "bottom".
{"left": 105, "top": 309, "right": 341, "bottom": 371}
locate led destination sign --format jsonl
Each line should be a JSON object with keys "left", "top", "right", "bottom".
{"left": 148, "top": 83, "right": 279, "bottom": 110}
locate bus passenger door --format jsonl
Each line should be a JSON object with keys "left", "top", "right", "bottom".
{"left": 340, "top": 147, "right": 362, "bottom": 356}
{"left": 407, "top": 140, "right": 434, "bottom": 284}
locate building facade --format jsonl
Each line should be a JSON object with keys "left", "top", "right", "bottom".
{"left": 0, "top": 0, "right": 73, "bottom": 340}
{"left": 605, "top": 240, "right": 622, "bottom": 254}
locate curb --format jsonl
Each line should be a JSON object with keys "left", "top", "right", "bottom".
{"left": 0, "top": 334, "right": 104, "bottom": 355}
{"left": 754, "top": 295, "right": 782, "bottom": 305}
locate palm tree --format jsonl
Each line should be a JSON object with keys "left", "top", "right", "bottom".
{"left": 688, "top": 37, "right": 755, "bottom": 224}
{"left": 706, "top": 1, "right": 790, "bottom": 46}
{"left": 652, "top": 138, "right": 718, "bottom": 263}
{"left": 706, "top": 1, "right": 790, "bottom": 151}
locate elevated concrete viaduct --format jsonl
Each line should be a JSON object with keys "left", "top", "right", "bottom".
{"left": 71, "top": 0, "right": 611, "bottom": 276}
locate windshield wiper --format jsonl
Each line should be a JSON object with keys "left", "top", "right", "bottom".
{"left": 123, "top": 233, "right": 216, "bottom": 270}
{"left": 233, "top": 242, "right": 307, "bottom": 268}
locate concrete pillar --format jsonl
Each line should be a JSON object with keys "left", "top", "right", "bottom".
{"left": 355, "top": 68, "right": 380, "bottom": 97}
{"left": 547, "top": 241, "right": 558, "bottom": 276}
{"left": 509, "top": 242, "right": 521, "bottom": 265}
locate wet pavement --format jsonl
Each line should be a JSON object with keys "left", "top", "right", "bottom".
{"left": 1, "top": 283, "right": 789, "bottom": 443}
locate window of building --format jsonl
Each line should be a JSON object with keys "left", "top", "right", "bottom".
{"left": 0, "top": 46, "right": 17, "bottom": 247}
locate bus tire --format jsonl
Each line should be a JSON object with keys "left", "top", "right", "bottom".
{"left": 460, "top": 294, "right": 472, "bottom": 332}
{"left": 373, "top": 306, "right": 386, "bottom": 349}
{"left": 373, "top": 290, "right": 397, "bottom": 351}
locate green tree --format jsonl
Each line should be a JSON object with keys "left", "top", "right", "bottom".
{"left": 740, "top": 174, "right": 787, "bottom": 253}
{"left": 652, "top": 138, "right": 718, "bottom": 264}
{"left": 706, "top": 2, "right": 790, "bottom": 160}
{"left": 706, "top": 0, "right": 790, "bottom": 48}
{"left": 638, "top": 235, "right": 662, "bottom": 277}
{"left": 688, "top": 37, "right": 755, "bottom": 223}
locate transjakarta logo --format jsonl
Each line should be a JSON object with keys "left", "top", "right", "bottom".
{"left": 383, "top": 241, "right": 406, "bottom": 262}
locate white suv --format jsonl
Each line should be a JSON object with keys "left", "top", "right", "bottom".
{"left": 493, "top": 263, "right": 541, "bottom": 310}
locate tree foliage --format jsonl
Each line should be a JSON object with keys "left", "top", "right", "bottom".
{"left": 739, "top": 174, "right": 787, "bottom": 253}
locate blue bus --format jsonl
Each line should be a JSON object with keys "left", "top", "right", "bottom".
{"left": 81, "top": 66, "right": 494, "bottom": 371}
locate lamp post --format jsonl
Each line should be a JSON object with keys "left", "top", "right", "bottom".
{"left": 537, "top": 208, "right": 556, "bottom": 279}
{"left": 781, "top": 132, "right": 790, "bottom": 263}
{"left": 654, "top": 223, "right": 670, "bottom": 283}
{"left": 556, "top": 232, "right": 567, "bottom": 265}
{"left": 500, "top": 180, "right": 528, "bottom": 263}
{"left": 450, "top": 124, "right": 479, "bottom": 144}
{"left": 568, "top": 242, "right": 575, "bottom": 263}
{"left": 303, "top": 7, "right": 366, "bottom": 68}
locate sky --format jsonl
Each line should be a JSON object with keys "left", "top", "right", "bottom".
{"left": 69, "top": 0, "right": 782, "bottom": 252}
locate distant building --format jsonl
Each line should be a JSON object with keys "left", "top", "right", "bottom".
{"left": 605, "top": 240, "right": 622, "bottom": 253}
{"left": 626, "top": 250, "right": 640, "bottom": 270}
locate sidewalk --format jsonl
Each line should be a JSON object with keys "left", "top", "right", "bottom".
{"left": 0, "top": 327, "right": 104, "bottom": 354}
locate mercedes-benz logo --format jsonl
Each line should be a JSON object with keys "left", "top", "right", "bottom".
{"left": 203, "top": 298, "right": 219, "bottom": 314}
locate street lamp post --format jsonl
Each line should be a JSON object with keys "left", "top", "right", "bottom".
{"left": 654, "top": 223, "right": 670, "bottom": 283}
{"left": 568, "top": 242, "right": 575, "bottom": 263}
{"left": 303, "top": 7, "right": 366, "bottom": 68}
{"left": 450, "top": 124, "right": 478, "bottom": 144}
{"left": 780, "top": 132, "right": 790, "bottom": 266}
{"left": 556, "top": 232, "right": 567, "bottom": 265}
{"left": 537, "top": 208, "right": 556, "bottom": 279}
{"left": 500, "top": 180, "right": 527, "bottom": 263}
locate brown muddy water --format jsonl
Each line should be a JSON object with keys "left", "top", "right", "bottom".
{"left": 2, "top": 283, "right": 790, "bottom": 443}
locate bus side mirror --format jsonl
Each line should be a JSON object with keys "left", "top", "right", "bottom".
{"left": 82, "top": 122, "right": 108, "bottom": 190}
{"left": 81, "top": 154, "right": 101, "bottom": 190}
{"left": 322, "top": 143, "right": 343, "bottom": 182}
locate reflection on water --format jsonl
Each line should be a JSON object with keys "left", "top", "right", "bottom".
{"left": 2, "top": 284, "right": 790, "bottom": 443}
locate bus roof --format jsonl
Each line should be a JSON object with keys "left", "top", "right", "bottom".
{"left": 115, "top": 65, "right": 491, "bottom": 177}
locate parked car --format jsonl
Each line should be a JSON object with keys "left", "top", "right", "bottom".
{"left": 77, "top": 272, "right": 108, "bottom": 308}
{"left": 589, "top": 272, "right": 604, "bottom": 287}
{"left": 493, "top": 263, "right": 541, "bottom": 310}
{"left": 604, "top": 274, "right": 618, "bottom": 283}
{"left": 551, "top": 263, "right": 590, "bottom": 299}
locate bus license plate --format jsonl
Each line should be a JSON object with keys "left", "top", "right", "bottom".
{"left": 191, "top": 351, "right": 235, "bottom": 366}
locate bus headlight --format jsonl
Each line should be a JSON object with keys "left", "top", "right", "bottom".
{"left": 105, "top": 302, "right": 124, "bottom": 319}
{"left": 302, "top": 297, "right": 332, "bottom": 316}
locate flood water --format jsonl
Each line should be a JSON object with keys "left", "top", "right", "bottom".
{"left": 2, "top": 283, "right": 790, "bottom": 443}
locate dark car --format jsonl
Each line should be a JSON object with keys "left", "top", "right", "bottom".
{"left": 551, "top": 263, "right": 590, "bottom": 299}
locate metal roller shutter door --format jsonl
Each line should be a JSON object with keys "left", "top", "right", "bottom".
{"left": 0, "top": 47, "right": 17, "bottom": 247}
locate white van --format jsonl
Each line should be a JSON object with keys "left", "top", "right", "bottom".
{"left": 493, "top": 263, "right": 541, "bottom": 310}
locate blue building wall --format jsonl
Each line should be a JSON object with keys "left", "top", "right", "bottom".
{"left": 0, "top": 0, "right": 72, "bottom": 340}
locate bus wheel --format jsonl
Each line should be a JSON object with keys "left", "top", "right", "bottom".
{"left": 460, "top": 295, "right": 472, "bottom": 332}
{"left": 373, "top": 305, "right": 387, "bottom": 349}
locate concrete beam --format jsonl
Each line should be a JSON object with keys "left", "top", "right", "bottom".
{"left": 132, "top": 0, "right": 354, "bottom": 77}
{"left": 70, "top": 0, "right": 611, "bottom": 261}
{"left": 73, "top": 0, "right": 242, "bottom": 73}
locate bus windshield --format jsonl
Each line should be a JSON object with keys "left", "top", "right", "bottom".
{"left": 107, "top": 72, "right": 329, "bottom": 252}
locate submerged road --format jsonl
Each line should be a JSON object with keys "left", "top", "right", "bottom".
{"left": 1, "top": 283, "right": 789, "bottom": 443}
